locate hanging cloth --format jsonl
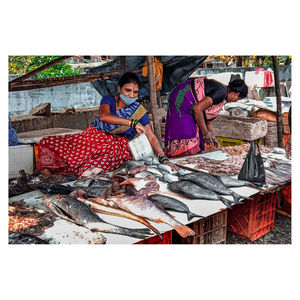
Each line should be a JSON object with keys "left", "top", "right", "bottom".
{"left": 142, "top": 57, "right": 163, "bottom": 91}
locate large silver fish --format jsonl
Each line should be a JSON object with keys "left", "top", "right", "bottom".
{"left": 43, "top": 195, "right": 152, "bottom": 240}
{"left": 212, "top": 174, "right": 255, "bottom": 188}
{"left": 148, "top": 194, "right": 204, "bottom": 221}
{"left": 167, "top": 181, "right": 233, "bottom": 209}
{"left": 103, "top": 195, "right": 196, "bottom": 238}
{"left": 179, "top": 172, "right": 252, "bottom": 203}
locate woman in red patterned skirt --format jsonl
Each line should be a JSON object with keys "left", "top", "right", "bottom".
{"left": 38, "top": 72, "right": 176, "bottom": 177}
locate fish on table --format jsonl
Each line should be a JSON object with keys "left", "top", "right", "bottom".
{"left": 103, "top": 195, "right": 196, "bottom": 238}
{"left": 179, "top": 172, "right": 252, "bottom": 203}
{"left": 148, "top": 194, "right": 204, "bottom": 221}
{"left": 79, "top": 197, "right": 161, "bottom": 238}
{"left": 167, "top": 180, "right": 233, "bottom": 209}
{"left": 38, "top": 181, "right": 120, "bottom": 199}
{"left": 43, "top": 195, "right": 153, "bottom": 241}
{"left": 212, "top": 174, "right": 257, "bottom": 188}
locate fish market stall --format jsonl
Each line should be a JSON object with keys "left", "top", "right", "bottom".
{"left": 9, "top": 180, "right": 258, "bottom": 244}
{"left": 8, "top": 143, "right": 291, "bottom": 244}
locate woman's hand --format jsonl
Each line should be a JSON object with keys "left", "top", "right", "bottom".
{"left": 135, "top": 123, "right": 147, "bottom": 135}
{"left": 211, "top": 135, "right": 221, "bottom": 149}
{"left": 203, "top": 131, "right": 214, "bottom": 145}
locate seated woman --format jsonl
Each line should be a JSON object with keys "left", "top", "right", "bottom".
{"left": 38, "top": 72, "right": 176, "bottom": 177}
{"left": 165, "top": 77, "right": 248, "bottom": 158}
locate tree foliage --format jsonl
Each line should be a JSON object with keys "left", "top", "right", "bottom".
{"left": 213, "top": 55, "right": 291, "bottom": 68}
{"left": 8, "top": 56, "right": 81, "bottom": 78}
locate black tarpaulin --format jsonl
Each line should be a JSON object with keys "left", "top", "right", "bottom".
{"left": 86, "top": 56, "right": 207, "bottom": 97}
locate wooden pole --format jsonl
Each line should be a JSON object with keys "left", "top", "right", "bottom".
{"left": 272, "top": 56, "right": 283, "bottom": 148}
{"left": 120, "top": 56, "right": 126, "bottom": 73}
{"left": 147, "top": 56, "right": 162, "bottom": 147}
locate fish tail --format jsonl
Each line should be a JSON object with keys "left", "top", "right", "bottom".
{"left": 232, "top": 192, "right": 252, "bottom": 203}
{"left": 173, "top": 224, "right": 195, "bottom": 238}
{"left": 219, "top": 196, "right": 233, "bottom": 209}
{"left": 187, "top": 212, "right": 204, "bottom": 222}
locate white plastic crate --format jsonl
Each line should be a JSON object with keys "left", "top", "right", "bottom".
{"left": 9, "top": 144, "right": 34, "bottom": 178}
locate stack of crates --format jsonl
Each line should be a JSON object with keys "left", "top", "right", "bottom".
{"left": 172, "top": 210, "right": 227, "bottom": 244}
{"left": 227, "top": 192, "right": 277, "bottom": 241}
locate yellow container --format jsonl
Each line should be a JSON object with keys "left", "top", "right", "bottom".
{"left": 216, "top": 137, "right": 262, "bottom": 147}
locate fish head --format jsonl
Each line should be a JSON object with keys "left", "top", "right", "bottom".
{"left": 42, "top": 195, "right": 66, "bottom": 215}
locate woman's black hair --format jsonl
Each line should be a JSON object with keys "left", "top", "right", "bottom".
{"left": 228, "top": 79, "right": 248, "bottom": 99}
{"left": 118, "top": 72, "right": 141, "bottom": 88}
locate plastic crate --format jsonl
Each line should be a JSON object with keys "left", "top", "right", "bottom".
{"left": 227, "top": 192, "right": 277, "bottom": 241}
{"left": 283, "top": 134, "right": 291, "bottom": 147}
{"left": 172, "top": 210, "right": 227, "bottom": 244}
{"left": 135, "top": 230, "right": 172, "bottom": 244}
{"left": 277, "top": 184, "right": 291, "bottom": 216}
{"left": 283, "top": 112, "right": 290, "bottom": 134}
{"left": 282, "top": 184, "right": 291, "bottom": 205}
{"left": 216, "top": 137, "right": 262, "bottom": 147}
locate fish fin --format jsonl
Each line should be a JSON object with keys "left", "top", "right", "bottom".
{"left": 173, "top": 224, "right": 195, "bottom": 238}
{"left": 232, "top": 192, "right": 252, "bottom": 203}
{"left": 219, "top": 196, "right": 233, "bottom": 209}
{"left": 187, "top": 212, "right": 204, "bottom": 221}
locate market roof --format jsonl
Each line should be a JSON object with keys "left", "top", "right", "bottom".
{"left": 86, "top": 56, "right": 207, "bottom": 97}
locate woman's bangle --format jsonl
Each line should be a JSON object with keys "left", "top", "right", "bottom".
{"left": 133, "top": 119, "right": 139, "bottom": 128}
{"left": 204, "top": 131, "right": 210, "bottom": 136}
{"left": 158, "top": 155, "right": 169, "bottom": 164}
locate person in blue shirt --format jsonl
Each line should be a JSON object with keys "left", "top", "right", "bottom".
{"left": 39, "top": 72, "right": 176, "bottom": 177}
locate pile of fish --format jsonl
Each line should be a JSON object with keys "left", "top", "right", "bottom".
{"left": 176, "top": 155, "right": 245, "bottom": 175}
{"left": 36, "top": 157, "right": 256, "bottom": 244}
{"left": 265, "top": 160, "right": 292, "bottom": 186}
{"left": 9, "top": 169, "right": 76, "bottom": 197}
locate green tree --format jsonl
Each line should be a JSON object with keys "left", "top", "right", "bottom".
{"left": 8, "top": 56, "right": 81, "bottom": 78}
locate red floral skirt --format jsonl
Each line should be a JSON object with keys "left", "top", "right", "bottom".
{"left": 38, "top": 126, "right": 132, "bottom": 177}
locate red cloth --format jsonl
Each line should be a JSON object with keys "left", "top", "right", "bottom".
{"left": 264, "top": 71, "right": 273, "bottom": 87}
{"left": 38, "top": 125, "right": 133, "bottom": 177}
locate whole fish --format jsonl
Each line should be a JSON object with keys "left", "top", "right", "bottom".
{"left": 134, "top": 171, "right": 156, "bottom": 181}
{"left": 73, "top": 178, "right": 94, "bottom": 188}
{"left": 37, "top": 183, "right": 76, "bottom": 195}
{"left": 80, "top": 198, "right": 160, "bottom": 237}
{"left": 167, "top": 181, "right": 233, "bottom": 209}
{"left": 43, "top": 195, "right": 152, "bottom": 240}
{"left": 148, "top": 194, "right": 204, "bottom": 221}
{"left": 157, "top": 163, "right": 173, "bottom": 174}
{"left": 38, "top": 182, "right": 119, "bottom": 199}
{"left": 128, "top": 165, "right": 148, "bottom": 175}
{"left": 212, "top": 174, "right": 255, "bottom": 188}
{"left": 180, "top": 172, "right": 251, "bottom": 203}
{"left": 107, "top": 195, "right": 196, "bottom": 238}
{"left": 176, "top": 168, "right": 192, "bottom": 176}
{"left": 147, "top": 167, "right": 164, "bottom": 178}
{"left": 161, "top": 173, "right": 179, "bottom": 183}
{"left": 142, "top": 157, "right": 160, "bottom": 166}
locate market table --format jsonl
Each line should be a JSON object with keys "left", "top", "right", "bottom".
{"left": 8, "top": 147, "right": 291, "bottom": 244}
{"left": 8, "top": 177, "right": 260, "bottom": 245}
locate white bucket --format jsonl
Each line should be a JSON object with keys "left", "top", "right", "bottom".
{"left": 128, "top": 133, "right": 154, "bottom": 161}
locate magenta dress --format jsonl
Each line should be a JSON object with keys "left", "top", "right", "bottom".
{"left": 165, "top": 77, "right": 225, "bottom": 157}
